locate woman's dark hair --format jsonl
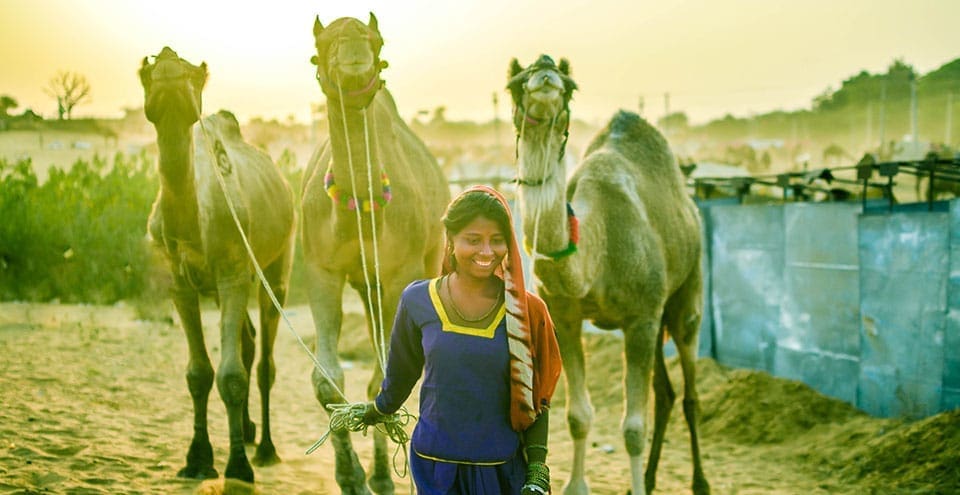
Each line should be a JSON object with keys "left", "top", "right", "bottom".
{"left": 442, "top": 190, "right": 512, "bottom": 241}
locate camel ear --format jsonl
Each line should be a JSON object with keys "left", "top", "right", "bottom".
{"left": 313, "top": 16, "right": 324, "bottom": 37}
{"left": 137, "top": 58, "right": 151, "bottom": 87}
{"left": 368, "top": 12, "right": 379, "bottom": 32}
{"left": 509, "top": 58, "right": 523, "bottom": 78}
{"left": 559, "top": 58, "right": 571, "bottom": 76}
{"left": 196, "top": 62, "right": 209, "bottom": 89}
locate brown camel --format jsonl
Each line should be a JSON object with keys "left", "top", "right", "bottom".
{"left": 301, "top": 14, "right": 449, "bottom": 495}
{"left": 139, "top": 47, "right": 296, "bottom": 483}
{"left": 507, "top": 55, "right": 710, "bottom": 495}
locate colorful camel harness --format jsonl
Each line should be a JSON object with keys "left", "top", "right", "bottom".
{"left": 324, "top": 168, "right": 393, "bottom": 212}
{"left": 523, "top": 203, "right": 580, "bottom": 260}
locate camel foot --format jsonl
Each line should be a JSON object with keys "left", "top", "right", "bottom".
{"left": 563, "top": 478, "right": 589, "bottom": 495}
{"left": 368, "top": 472, "right": 395, "bottom": 495}
{"left": 176, "top": 464, "right": 218, "bottom": 480}
{"left": 335, "top": 468, "right": 373, "bottom": 495}
{"left": 252, "top": 442, "right": 281, "bottom": 467}
{"left": 333, "top": 452, "right": 372, "bottom": 495}
{"left": 178, "top": 438, "right": 217, "bottom": 479}
{"left": 692, "top": 476, "right": 711, "bottom": 495}
{"left": 337, "top": 483, "right": 373, "bottom": 495}
{"left": 644, "top": 469, "right": 656, "bottom": 494}
{"left": 243, "top": 420, "right": 257, "bottom": 444}
{"left": 225, "top": 453, "right": 255, "bottom": 484}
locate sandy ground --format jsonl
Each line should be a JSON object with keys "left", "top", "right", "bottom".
{"left": 1, "top": 300, "right": 958, "bottom": 495}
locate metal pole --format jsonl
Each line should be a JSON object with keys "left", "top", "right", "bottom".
{"left": 879, "top": 82, "right": 887, "bottom": 156}
{"left": 911, "top": 74, "right": 919, "bottom": 149}
{"left": 946, "top": 93, "right": 953, "bottom": 146}
{"left": 663, "top": 92, "right": 670, "bottom": 138}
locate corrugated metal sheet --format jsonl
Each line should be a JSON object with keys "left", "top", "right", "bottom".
{"left": 943, "top": 200, "right": 960, "bottom": 411}
{"left": 857, "top": 212, "right": 948, "bottom": 418}
{"left": 708, "top": 204, "right": 782, "bottom": 372}
{"left": 775, "top": 203, "right": 862, "bottom": 404}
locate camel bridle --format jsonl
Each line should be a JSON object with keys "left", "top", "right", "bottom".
{"left": 511, "top": 63, "right": 580, "bottom": 267}
{"left": 314, "top": 30, "right": 386, "bottom": 110}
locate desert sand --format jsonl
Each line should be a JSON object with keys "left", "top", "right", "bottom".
{"left": 1, "top": 299, "right": 957, "bottom": 495}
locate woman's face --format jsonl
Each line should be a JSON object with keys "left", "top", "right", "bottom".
{"left": 450, "top": 215, "right": 508, "bottom": 280}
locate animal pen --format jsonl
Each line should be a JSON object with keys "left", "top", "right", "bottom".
{"left": 683, "top": 155, "right": 960, "bottom": 419}
{"left": 488, "top": 155, "right": 960, "bottom": 420}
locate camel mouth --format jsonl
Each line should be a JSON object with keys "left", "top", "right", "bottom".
{"left": 523, "top": 100, "right": 563, "bottom": 121}
{"left": 528, "top": 86, "right": 563, "bottom": 104}
{"left": 336, "top": 62, "right": 374, "bottom": 76}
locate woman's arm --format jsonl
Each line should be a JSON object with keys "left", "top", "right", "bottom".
{"left": 521, "top": 410, "right": 551, "bottom": 494}
{"left": 373, "top": 292, "right": 424, "bottom": 414}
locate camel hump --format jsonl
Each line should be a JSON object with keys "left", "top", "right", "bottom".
{"left": 204, "top": 110, "right": 243, "bottom": 140}
{"left": 608, "top": 110, "right": 649, "bottom": 136}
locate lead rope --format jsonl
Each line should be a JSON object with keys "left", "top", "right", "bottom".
{"left": 361, "top": 111, "right": 389, "bottom": 375}
{"left": 517, "top": 107, "right": 560, "bottom": 292}
{"left": 334, "top": 76, "right": 411, "bottom": 482}
{"left": 195, "top": 119, "right": 347, "bottom": 404}
{"left": 335, "top": 76, "right": 389, "bottom": 374}
{"left": 197, "top": 114, "right": 411, "bottom": 480}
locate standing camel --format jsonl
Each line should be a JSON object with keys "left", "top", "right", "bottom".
{"left": 301, "top": 14, "right": 449, "bottom": 495}
{"left": 507, "top": 55, "right": 710, "bottom": 495}
{"left": 139, "top": 47, "right": 296, "bottom": 483}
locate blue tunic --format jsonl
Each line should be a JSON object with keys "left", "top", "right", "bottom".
{"left": 375, "top": 278, "right": 524, "bottom": 494}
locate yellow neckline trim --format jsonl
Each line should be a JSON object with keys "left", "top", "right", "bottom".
{"left": 429, "top": 277, "right": 505, "bottom": 338}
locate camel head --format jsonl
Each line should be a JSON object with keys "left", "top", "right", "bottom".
{"left": 311, "top": 13, "right": 387, "bottom": 109}
{"left": 507, "top": 55, "right": 577, "bottom": 129}
{"left": 139, "top": 47, "right": 208, "bottom": 127}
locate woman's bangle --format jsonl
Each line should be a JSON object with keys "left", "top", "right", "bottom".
{"left": 524, "top": 443, "right": 548, "bottom": 453}
{"left": 525, "top": 460, "right": 551, "bottom": 492}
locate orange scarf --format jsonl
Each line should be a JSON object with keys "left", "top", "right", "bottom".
{"left": 442, "top": 186, "right": 562, "bottom": 431}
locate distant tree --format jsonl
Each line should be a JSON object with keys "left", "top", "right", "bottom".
{"left": 430, "top": 106, "right": 447, "bottom": 125}
{"left": 44, "top": 71, "right": 91, "bottom": 120}
{"left": 657, "top": 111, "right": 689, "bottom": 133}
{"left": 0, "top": 95, "right": 18, "bottom": 117}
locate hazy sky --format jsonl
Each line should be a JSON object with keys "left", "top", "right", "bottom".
{"left": 3, "top": 0, "right": 958, "bottom": 126}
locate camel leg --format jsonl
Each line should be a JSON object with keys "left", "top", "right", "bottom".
{"left": 216, "top": 275, "right": 255, "bottom": 483}
{"left": 363, "top": 281, "right": 404, "bottom": 495}
{"left": 665, "top": 271, "right": 710, "bottom": 495}
{"left": 241, "top": 313, "right": 257, "bottom": 444}
{"left": 252, "top": 256, "right": 290, "bottom": 467}
{"left": 308, "top": 266, "right": 371, "bottom": 495}
{"left": 549, "top": 299, "right": 591, "bottom": 495}
{"left": 171, "top": 281, "right": 218, "bottom": 480}
{"left": 622, "top": 316, "right": 659, "bottom": 495}
{"left": 645, "top": 325, "right": 675, "bottom": 494}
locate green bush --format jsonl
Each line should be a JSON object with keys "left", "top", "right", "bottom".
{"left": 0, "top": 152, "right": 157, "bottom": 303}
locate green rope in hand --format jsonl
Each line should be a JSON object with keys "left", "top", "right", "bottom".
{"left": 306, "top": 402, "right": 415, "bottom": 477}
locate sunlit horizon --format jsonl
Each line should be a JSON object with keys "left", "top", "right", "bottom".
{"left": 3, "top": 0, "right": 959, "bottom": 127}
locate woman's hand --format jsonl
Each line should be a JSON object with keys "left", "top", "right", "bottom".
{"left": 360, "top": 401, "right": 386, "bottom": 425}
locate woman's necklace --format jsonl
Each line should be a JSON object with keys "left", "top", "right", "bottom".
{"left": 444, "top": 274, "right": 502, "bottom": 323}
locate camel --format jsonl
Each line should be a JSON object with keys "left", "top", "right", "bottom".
{"left": 507, "top": 55, "right": 710, "bottom": 495}
{"left": 138, "top": 47, "right": 296, "bottom": 483}
{"left": 301, "top": 14, "right": 449, "bottom": 495}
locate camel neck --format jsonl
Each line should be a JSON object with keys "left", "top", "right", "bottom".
{"left": 156, "top": 125, "right": 197, "bottom": 193}
{"left": 326, "top": 101, "right": 385, "bottom": 201}
{"left": 155, "top": 124, "right": 202, "bottom": 246}
{"left": 516, "top": 137, "right": 570, "bottom": 255}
